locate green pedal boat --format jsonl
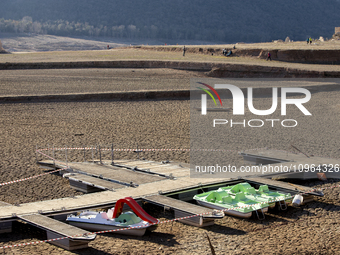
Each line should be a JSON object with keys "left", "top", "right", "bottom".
{"left": 193, "top": 182, "right": 292, "bottom": 219}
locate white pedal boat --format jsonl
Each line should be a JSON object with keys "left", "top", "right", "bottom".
{"left": 67, "top": 197, "right": 159, "bottom": 236}
{"left": 67, "top": 210, "right": 151, "bottom": 236}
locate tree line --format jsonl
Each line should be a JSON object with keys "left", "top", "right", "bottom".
{"left": 0, "top": 16, "right": 285, "bottom": 43}
{"left": 0, "top": 17, "right": 163, "bottom": 39}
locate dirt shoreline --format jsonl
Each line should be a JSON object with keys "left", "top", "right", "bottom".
{"left": 139, "top": 45, "right": 340, "bottom": 64}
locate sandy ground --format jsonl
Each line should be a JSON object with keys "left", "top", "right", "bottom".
{"left": 0, "top": 49, "right": 340, "bottom": 254}
{"left": 0, "top": 90, "right": 340, "bottom": 254}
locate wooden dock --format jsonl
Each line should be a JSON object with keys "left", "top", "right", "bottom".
{"left": 44, "top": 159, "right": 196, "bottom": 192}
{"left": 112, "top": 160, "right": 190, "bottom": 178}
{"left": 65, "top": 173, "right": 127, "bottom": 193}
{"left": 18, "top": 214, "right": 96, "bottom": 250}
{"left": 0, "top": 201, "right": 11, "bottom": 207}
{"left": 65, "top": 161, "right": 166, "bottom": 186}
{"left": 240, "top": 149, "right": 340, "bottom": 179}
{"left": 0, "top": 158, "right": 232, "bottom": 250}
{"left": 0, "top": 155, "right": 327, "bottom": 250}
{"left": 0, "top": 201, "right": 12, "bottom": 233}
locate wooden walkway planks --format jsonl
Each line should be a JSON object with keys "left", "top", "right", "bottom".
{"left": 66, "top": 173, "right": 127, "bottom": 192}
{"left": 241, "top": 149, "right": 339, "bottom": 165}
{"left": 0, "top": 201, "right": 12, "bottom": 233}
{"left": 0, "top": 201, "right": 11, "bottom": 207}
{"left": 240, "top": 149, "right": 340, "bottom": 179}
{"left": 66, "top": 162, "right": 165, "bottom": 185}
{"left": 18, "top": 214, "right": 96, "bottom": 240}
{"left": 0, "top": 175, "right": 230, "bottom": 220}
{"left": 109, "top": 160, "right": 190, "bottom": 178}
{"left": 243, "top": 177, "right": 311, "bottom": 192}
{"left": 38, "top": 159, "right": 193, "bottom": 192}
{"left": 18, "top": 214, "right": 96, "bottom": 250}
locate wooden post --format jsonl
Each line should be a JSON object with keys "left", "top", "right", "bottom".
{"left": 111, "top": 143, "right": 114, "bottom": 165}
{"left": 92, "top": 146, "right": 94, "bottom": 163}
{"left": 99, "top": 145, "right": 102, "bottom": 164}
{"left": 65, "top": 146, "right": 68, "bottom": 164}
{"left": 53, "top": 145, "right": 55, "bottom": 168}
{"left": 83, "top": 145, "right": 86, "bottom": 162}
{"left": 36, "top": 145, "right": 38, "bottom": 162}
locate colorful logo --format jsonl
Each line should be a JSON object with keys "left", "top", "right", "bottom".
{"left": 197, "top": 82, "right": 223, "bottom": 106}
{"left": 197, "top": 82, "right": 223, "bottom": 115}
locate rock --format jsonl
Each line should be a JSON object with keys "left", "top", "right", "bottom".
{"left": 319, "top": 36, "right": 325, "bottom": 42}
{"left": 285, "top": 36, "right": 291, "bottom": 42}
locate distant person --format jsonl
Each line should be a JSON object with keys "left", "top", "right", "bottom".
{"left": 107, "top": 45, "right": 110, "bottom": 49}
{"left": 183, "top": 46, "right": 186, "bottom": 56}
{"left": 309, "top": 37, "right": 312, "bottom": 44}
{"left": 266, "top": 52, "right": 271, "bottom": 61}
{"left": 222, "top": 48, "right": 227, "bottom": 56}
{"left": 306, "top": 38, "right": 309, "bottom": 44}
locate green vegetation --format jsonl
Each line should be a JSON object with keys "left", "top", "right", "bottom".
{"left": 0, "top": 0, "right": 340, "bottom": 43}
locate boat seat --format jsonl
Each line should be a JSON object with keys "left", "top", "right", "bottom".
{"left": 107, "top": 209, "right": 114, "bottom": 219}
{"left": 245, "top": 187, "right": 256, "bottom": 194}
{"left": 234, "top": 192, "right": 246, "bottom": 201}
{"left": 222, "top": 196, "right": 233, "bottom": 204}
{"left": 230, "top": 182, "right": 252, "bottom": 193}
{"left": 258, "top": 185, "right": 269, "bottom": 193}
{"left": 206, "top": 192, "right": 218, "bottom": 202}
{"left": 100, "top": 212, "right": 109, "bottom": 219}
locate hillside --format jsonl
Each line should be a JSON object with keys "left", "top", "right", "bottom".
{"left": 1, "top": 0, "right": 340, "bottom": 43}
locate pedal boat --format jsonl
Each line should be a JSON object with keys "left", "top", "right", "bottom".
{"left": 193, "top": 182, "right": 291, "bottom": 219}
{"left": 67, "top": 197, "right": 159, "bottom": 236}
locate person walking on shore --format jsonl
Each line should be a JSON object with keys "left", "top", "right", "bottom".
{"left": 183, "top": 46, "right": 186, "bottom": 56}
{"left": 266, "top": 52, "right": 271, "bottom": 61}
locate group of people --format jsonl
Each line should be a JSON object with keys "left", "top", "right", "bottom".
{"left": 307, "top": 37, "right": 312, "bottom": 44}
{"left": 222, "top": 48, "right": 233, "bottom": 57}
{"left": 183, "top": 46, "right": 234, "bottom": 57}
